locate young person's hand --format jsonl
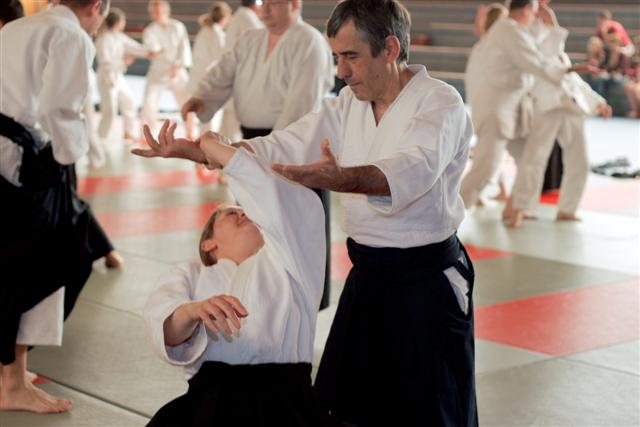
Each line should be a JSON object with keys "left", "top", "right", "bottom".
{"left": 190, "top": 295, "right": 248, "bottom": 336}
{"left": 132, "top": 119, "right": 207, "bottom": 164}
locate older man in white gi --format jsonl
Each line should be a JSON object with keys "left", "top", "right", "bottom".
{"left": 0, "top": 0, "right": 109, "bottom": 414}
{"left": 181, "top": 0, "right": 478, "bottom": 424}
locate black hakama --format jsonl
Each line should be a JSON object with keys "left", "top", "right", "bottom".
{"left": 315, "top": 235, "right": 478, "bottom": 427}
{"left": 240, "top": 125, "right": 332, "bottom": 310}
{"left": 0, "top": 112, "right": 113, "bottom": 364}
{"left": 147, "top": 362, "right": 342, "bottom": 427}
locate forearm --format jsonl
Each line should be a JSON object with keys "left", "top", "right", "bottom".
{"left": 231, "top": 141, "right": 254, "bottom": 153}
{"left": 201, "top": 138, "right": 237, "bottom": 167}
{"left": 163, "top": 302, "right": 199, "bottom": 346}
{"left": 337, "top": 165, "right": 390, "bottom": 195}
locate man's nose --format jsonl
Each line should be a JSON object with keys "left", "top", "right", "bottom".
{"left": 336, "top": 58, "right": 350, "bottom": 80}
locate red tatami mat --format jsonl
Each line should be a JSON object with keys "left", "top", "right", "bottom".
{"left": 475, "top": 280, "right": 640, "bottom": 356}
{"left": 78, "top": 170, "right": 220, "bottom": 196}
{"left": 97, "top": 203, "right": 220, "bottom": 238}
{"left": 330, "top": 242, "right": 512, "bottom": 282}
{"left": 540, "top": 180, "right": 639, "bottom": 212}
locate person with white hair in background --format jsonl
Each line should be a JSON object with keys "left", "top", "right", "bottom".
{"left": 142, "top": 0, "right": 193, "bottom": 136}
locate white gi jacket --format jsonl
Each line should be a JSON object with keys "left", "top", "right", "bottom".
{"left": 470, "top": 16, "right": 569, "bottom": 139}
{"left": 143, "top": 18, "right": 192, "bottom": 83}
{"left": 225, "top": 6, "right": 263, "bottom": 50}
{"left": 95, "top": 30, "right": 149, "bottom": 88}
{"left": 144, "top": 149, "right": 326, "bottom": 380}
{"left": 188, "top": 23, "right": 226, "bottom": 95}
{"left": 193, "top": 17, "right": 333, "bottom": 130}
{"left": 246, "top": 65, "right": 473, "bottom": 249}
{"left": 0, "top": 5, "right": 94, "bottom": 185}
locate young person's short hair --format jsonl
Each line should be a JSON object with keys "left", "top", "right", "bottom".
{"left": 326, "top": 0, "right": 411, "bottom": 63}
{"left": 200, "top": 1, "right": 232, "bottom": 26}
{"left": 508, "top": 0, "right": 536, "bottom": 12}
{"left": 61, "top": 0, "right": 110, "bottom": 15}
{"left": 199, "top": 208, "right": 220, "bottom": 266}
{"left": 241, "top": 0, "right": 257, "bottom": 7}
{"left": 0, "top": 0, "right": 24, "bottom": 26}
{"left": 103, "top": 7, "right": 125, "bottom": 29}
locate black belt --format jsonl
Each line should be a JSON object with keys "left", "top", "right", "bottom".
{"left": 240, "top": 126, "right": 272, "bottom": 139}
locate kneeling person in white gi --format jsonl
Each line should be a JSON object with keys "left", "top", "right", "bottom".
{"left": 138, "top": 122, "right": 339, "bottom": 426}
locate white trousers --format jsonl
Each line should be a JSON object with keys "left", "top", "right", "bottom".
{"left": 16, "top": 287, "right": 65, "bottom": 347}
{"left": 460, "top": 120, "right": 523, "bottom": 208}
{"left": 84, "top": 89, "right": 104, "bottom": 166}
{"left": 511, "top": 109, "right": 589, "bottom": 214}
{"left": 141, "top": 70, "right": 190, "bottom": 128}
{"left": 97, "top": 74, "right": 138, "bottom": 139}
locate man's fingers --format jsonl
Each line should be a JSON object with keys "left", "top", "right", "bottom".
{"left": 142, "top": 124, "right": 161, "bottom": 150}
{"left": 320, "top": 139, "right": 336, "bottom": 161}
{"left": 201, "top": 315, "right": 219, "bottom": 334}
{"left": 130, "top": 148, "right": 159, "bottom": 158}
{"left": 166, "top": 122, "right": 178, "bottom": 146}
{"left": 158, "top": 120, "right": 170, "bottom": 147}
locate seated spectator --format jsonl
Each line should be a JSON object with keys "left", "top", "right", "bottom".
{"left": 589, "top": 30, "right": 630, "bottom": 99}
{"left": 624, "top": 37, "right": 640, "bottom": 118}
{"left": 595, "top": 9, "right": 634, "bottom": 57}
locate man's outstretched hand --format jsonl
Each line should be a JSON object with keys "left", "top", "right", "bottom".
{"left": 272, "top": 139, "right": 349, "bottom": 191}
{"left": 131, "top": 119, "right": 208, "bottom": 164}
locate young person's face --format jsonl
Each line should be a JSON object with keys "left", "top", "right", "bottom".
{"left": 84, "top": 0, "right": 108, "bottom": 36}
{"left": 329, "top": 20, "right": 393, "bottom": 103}
{"left": 209, "top": 206, "right": 264, "bottom": 260}
{"left": 149, "top": 2, "right": 170, "bottom": 24}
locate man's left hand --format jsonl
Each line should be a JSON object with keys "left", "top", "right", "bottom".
{"left": 272, "top": 139, "right": 348, "bottom": 191}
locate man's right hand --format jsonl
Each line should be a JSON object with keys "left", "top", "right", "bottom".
{"left": 181, "top": 97, "right": 206, "bottom": 121}
{"left": 189, "top": 295, "right": 248, "bottom": 337}
{"left": 131, "top": 119, "right": 208, "bottom": 164}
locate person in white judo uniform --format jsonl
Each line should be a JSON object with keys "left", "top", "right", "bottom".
{"left": 134, "top": 121, "right": 340, "bottom": 426}
{"left": 141, "top": 0, "right": 192, "bottom": 136}
{"left": 504, "top": 4, "right": 612, "bottom": 228}
{"left": 96, "top": 7, "right": 157, "bottom": 143}
{"left": 187, "top": 1, "right": 232, "bottom": 134}
{"left": 0, "top": 0, "right": 110, "bottom": 414}
{"left": 459, "top": 0, "right": 593, "bottom": 211}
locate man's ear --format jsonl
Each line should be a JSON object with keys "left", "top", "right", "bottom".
{"left": 91, "top": 0, "right": 103, "bottom": 17}
{"left": 384, "top": 35, "right": 401, "bottom": 64}
{"left": 200, "top": 239, "right": 218, "bottom": 254}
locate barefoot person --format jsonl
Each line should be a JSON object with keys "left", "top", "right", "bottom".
{"left": 0, "top": 0, "right": 111, "bottom": 414}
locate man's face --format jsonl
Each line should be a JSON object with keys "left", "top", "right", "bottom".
{"left": 149, "top": 2, "right": 169, "bottom": 24}
{"left": 260, "top": 0, "right": 295, "bottom": 34}
{"left": 329, "top": 21, "right": 389, "bottom": 102}
{"left": 212, "top": 206, "right": 263, "bottom": 255}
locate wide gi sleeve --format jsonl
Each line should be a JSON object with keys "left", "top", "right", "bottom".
{"left": 38, "top": 30, "right": 92, "bottom": 165}
{"left": 121, "top": 33, "right": 150, "bottom": 58}
{"left": 193, "top": 47, "right": 238, "bottom": 122}
{"left": 247, "top": 94, "right": 344, "bottom": 165}
{"left": 223, "top": 149, "right": 325, "bottom": 298}
{"left": 143, "top": 262, "right": 209, "bottom": 365}
{"left": 272, "top": 31, "right": 333, "bottom": 130}
{"left": 500, "top": 23, "right": 569, "bottom": 85}
{"left": 368, "top": 87, "right": 473, "bottom": 215}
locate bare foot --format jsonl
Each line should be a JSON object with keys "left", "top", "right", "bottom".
{"left": 506, "top": 209, "right": 525, "bottom": 228}
{"left": 556, "top": 211, "right": 581, "bottom": 221}
{"left": 492, "top": 192, "right": 509, "bottom": 202}
{"left": 0, "top": 381, "right": 73, "bottom": 414}
{"left": 104, "top": 250, "right": 124, "bottom": 269}
{"left": 25, "top": 371, "right": 37, "bottom": 384}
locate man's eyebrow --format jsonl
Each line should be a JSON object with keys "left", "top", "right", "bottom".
{"left": 334, "top": 50, "right": 359, "bottom": 56}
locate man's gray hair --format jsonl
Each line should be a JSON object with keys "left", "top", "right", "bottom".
{"left": 61, "top": 0, "right": 110, "bottom": 15}
{"left": 326, "top": 0, "right": 411, "bottom": 63}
